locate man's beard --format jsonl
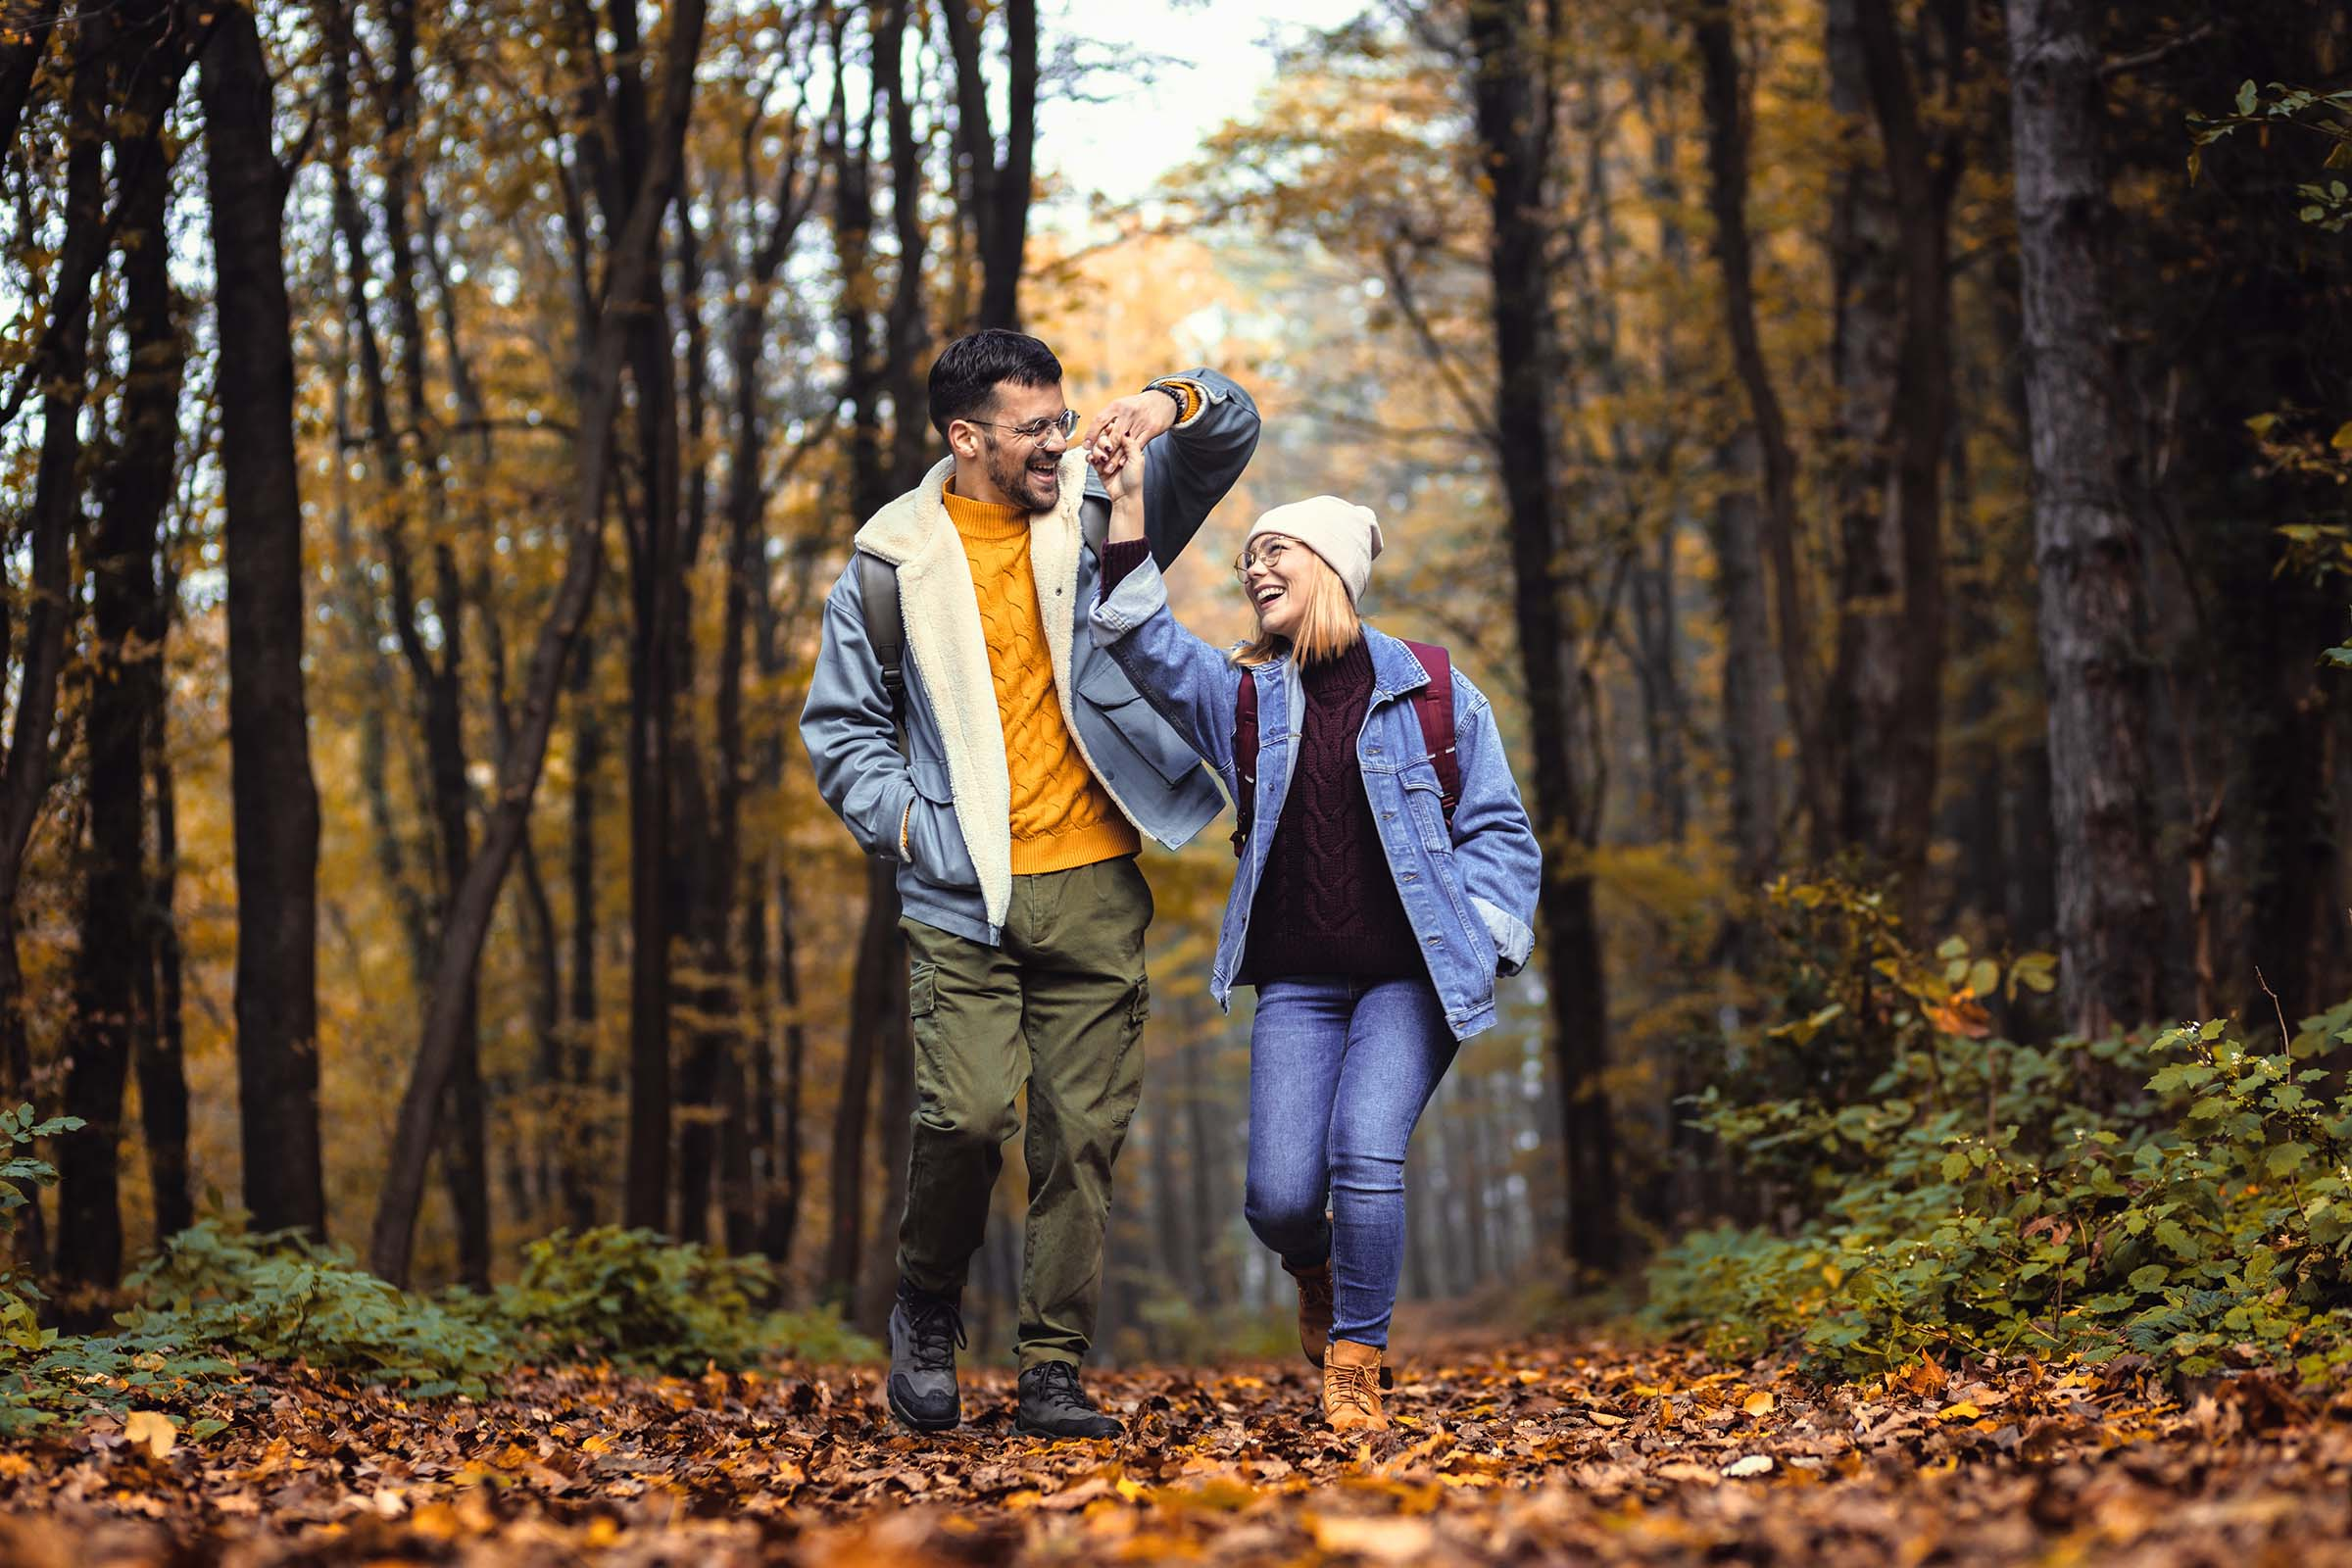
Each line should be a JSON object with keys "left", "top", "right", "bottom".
{"left": 985, "top": 438, "right": 1060, "bottom": 512}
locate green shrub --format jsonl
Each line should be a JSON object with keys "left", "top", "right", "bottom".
{"left": 469, "top": 1226, "right": 875, "bottom": 1372}
{"left": 116, "top": 1220, "right": 509, "bottom": 1396}
{"left": 0, "top": 1104, "right": 82, "bottom": 1356}
{"left": 1644, "top": 878, "right": 2352, "bottom": 1379}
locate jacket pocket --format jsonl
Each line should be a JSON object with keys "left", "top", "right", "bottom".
{"left": 1398, "top": 769, "right": 1455, "bottom": 854}
{"left": 905, "top": 761, "right": 981, "bottom": 889}
{"left": 1078, "top": 656, "right": 1203, "bottom": 789}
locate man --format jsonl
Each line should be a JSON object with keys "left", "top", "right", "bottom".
{"left": 801, "top": 329, "right": 1259, "bottom": 1438}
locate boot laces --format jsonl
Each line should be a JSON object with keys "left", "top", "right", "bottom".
{"left": 1327, "top": 1360, "right": 1375, "bottom": 1415}
{"left": 1027, "top": 1361, "right": 1099, "bottom": 1415}
{"left": 900, "top": 1287, "right": 965, "bottom": 1370}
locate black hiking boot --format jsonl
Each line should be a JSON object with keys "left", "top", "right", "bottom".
{"left": 1014, "top": 1361, "right": 1122, "bottom": 1441}
{"left": 886, "top": 1278, "right": 965, "bottom": 1433}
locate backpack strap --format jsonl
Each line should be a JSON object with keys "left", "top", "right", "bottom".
{"left": 1230, "top": 666, "right": 1259, "bottom": 858}
{"left": 858, "top": 550, "right": 906, "bottom": 728}
{"left": 1400, "top": 639, "right": 1459, "bottom": 833}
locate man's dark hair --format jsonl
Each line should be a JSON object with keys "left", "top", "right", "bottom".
{"left": 928, "top": 328, "right": 1063, "bottom": 438}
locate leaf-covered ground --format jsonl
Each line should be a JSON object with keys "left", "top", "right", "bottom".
{"left": 4, "top": 1338, "right": 2350, "bottom": 1565}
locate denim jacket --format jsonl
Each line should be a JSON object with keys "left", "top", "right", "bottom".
{"left": 1090, "top": 555, "right": 1542, "bottom": 1041}
{"left": 799, "top": 370, "right": 1260, "bottom": 946}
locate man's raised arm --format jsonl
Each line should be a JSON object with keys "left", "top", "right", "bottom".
{"left": 1082, "top": 369, "right": 1261, "bottom": 567}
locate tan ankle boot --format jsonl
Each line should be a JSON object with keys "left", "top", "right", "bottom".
{"left": 1322, "top": 1339, "right": 1389, "bottom": 1433}
{"left": 1284, "top": 1259, "right": 1333, "bottom": 1369}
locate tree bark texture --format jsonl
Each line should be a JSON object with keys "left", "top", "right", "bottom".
{"left": 60, "top": 0, "right": 191, "bottom": 1291}
{"left": 1465, "top": 0, "right": 1620, "bottom": 1273}
{"left": 2002, "top": 0, "right": 2164, "bottom": 1036}
{"left": 191, "top": 0, "right": 329, "bottom": 1239}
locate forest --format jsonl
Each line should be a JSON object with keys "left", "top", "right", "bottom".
{"left": 3, "top": 0, "right": 2352, "bottom": 1560}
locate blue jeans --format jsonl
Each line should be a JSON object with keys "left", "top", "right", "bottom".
{"left": 1245, "top": 975, "right": 1457, "bottom": 1348}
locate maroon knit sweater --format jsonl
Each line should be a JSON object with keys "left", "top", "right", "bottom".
{"left": 1100, "top": 538, "right": 1418, "bottom": 983}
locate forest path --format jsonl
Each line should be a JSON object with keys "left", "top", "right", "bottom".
{"left": 2, "top": 1337, "right": 2347, "bottom": 1564}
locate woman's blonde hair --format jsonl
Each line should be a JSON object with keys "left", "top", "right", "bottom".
{"left": 1231, "top": 535, "right": 1362, "bottom": 667}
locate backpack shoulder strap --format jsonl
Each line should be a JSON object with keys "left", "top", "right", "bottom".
{"left": 857, "top": 550, "right": 905, "bottom": 725}
{"left": 1400, "top": 639, "right": 1459, "bottom": 830}
{"left": 1230, "top": 664, "right": 1260, "bottom": 858}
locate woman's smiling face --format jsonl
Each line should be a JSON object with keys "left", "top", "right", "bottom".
{"left": 1243, "top": 534, "right": 1317, "bottom": 640}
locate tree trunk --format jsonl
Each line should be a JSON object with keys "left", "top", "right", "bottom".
{"left": 194, "top": 0, "right": 327, "bottom": 1239}
{"left": 602, "top": 0, "right": 685, "bottom": 1238}
{"left": 140, "top": 665, "right": 193, "bottom": 1245}
{"left": 1823, "top": 0, "right": 1906, "bottom": 868}
{"left": 760, "top": 865, "right": 810, "bottom": 1267}
{"left": 671, "top": 195, "right": 725, "bottom": 1247}
{"left": 822, "top": 857, "right": 893, "bottom": 1303}
{"left": 2003, "top": 0, "right": 2163, "bottom": 1036}
{"left": 60, "top": 0, "right": 190, "bottom": 1293}
{"left": 940, "top": 0, "right": 1036, "bottom": 328}
{"left": 1691, "top": 0, "right": 1836, "bottom": 855}
{"left": 368, "top": 0, "right": 709, "bottom": 1285}
{"left": 1837, "top": 0, "right": 1957, "bottom": 905}
{"left": 49, "top": 7, "right": 122, "bottom": 1295}
{"left": 564, "top": 626, "right": 605, "bottom": 1235}
{"left": 1709, "top": 428, "right": 1780, "bottom": 894}
{"left": 1465, "top": 0, "right": 1620, "bottom": 1275}
{"left": 0, "top": 0, "right": 64, "bottom": 162}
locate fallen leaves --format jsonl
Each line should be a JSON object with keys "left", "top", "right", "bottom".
{"left": 119, "top": 1411, "right": 173, "bottom": 1462}
{"left": 0, "top": 1339, "right": 2346, "bottom": 1564}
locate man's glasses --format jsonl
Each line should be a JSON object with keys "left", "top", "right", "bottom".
{"left": 964, "top": 409, "right": 1079, "bottom": 444}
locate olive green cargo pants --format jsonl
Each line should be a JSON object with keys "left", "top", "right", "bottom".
{"left": 896, "top": 856, "right": 1152, "bottom": 1369}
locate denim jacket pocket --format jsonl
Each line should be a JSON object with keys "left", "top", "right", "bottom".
{"left": 1397, "top": 768, "right": 1455, "bottom": 855}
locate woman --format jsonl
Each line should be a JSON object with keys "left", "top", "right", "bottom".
{"left": 1088, "top": 434, "right": 1541, "bottom": 1433}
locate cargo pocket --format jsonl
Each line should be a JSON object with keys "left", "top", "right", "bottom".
{"left": 1108, "top": 973, "right": 1151, "bottom": 1136}
{"left": 903, "top": 958, "right": 941, "bottom": 1067}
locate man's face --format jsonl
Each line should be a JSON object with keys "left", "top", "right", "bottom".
{"left": 970, "top": 380, "right": 1071, "bottom": 512}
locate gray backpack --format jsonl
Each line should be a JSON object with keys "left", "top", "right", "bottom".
{"left": 858, "top": 495, "right": 1112, "bottom": 723}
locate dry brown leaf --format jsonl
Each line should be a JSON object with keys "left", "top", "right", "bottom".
{"left": 120, "top": 1412, "right": 174, "bottom": 1463}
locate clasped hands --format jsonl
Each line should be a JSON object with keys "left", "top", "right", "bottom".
{"left": 1082, "top": 392, "right": 1167, "bottom": 503}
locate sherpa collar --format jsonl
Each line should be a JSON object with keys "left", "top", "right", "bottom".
{"left": 852, "top": 449, "right": 1138, "bottom": 932}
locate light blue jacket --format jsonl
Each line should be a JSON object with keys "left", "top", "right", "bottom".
{"left": 1090, "top": 555, "right": 1542, "bottom": 1041}
{"left": 798, "top": 370, "right": 1260, "bottom": 946}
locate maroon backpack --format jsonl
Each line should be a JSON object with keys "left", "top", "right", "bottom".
{"left": 1229, "top": 641, "right": 1459, "bottom": 858}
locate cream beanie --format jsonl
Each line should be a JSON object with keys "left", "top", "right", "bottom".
{"left": 1243, "top": 496, "right": 1384, "bottom": 604}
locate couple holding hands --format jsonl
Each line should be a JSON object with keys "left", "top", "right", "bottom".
{"left": 800, "top": 329, "right": 1541, "bottom": 1441}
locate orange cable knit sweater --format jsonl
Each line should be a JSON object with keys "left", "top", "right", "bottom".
{"left": 943, "top": 484, "right": 1140, "bottom": 875}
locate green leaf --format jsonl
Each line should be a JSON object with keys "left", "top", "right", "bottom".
{"left": 2129, "top": 1264, "right": 2171, "bottom": 1294}
{"left": 2238, "top": 78, "right": 2260, "bottom": 116}
{"left": 2267, "top": 1142, "right": 2310, "bottom": 1177}
{"left": 2155, "top": 1219, "right": 2199, "bottom": 1258}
